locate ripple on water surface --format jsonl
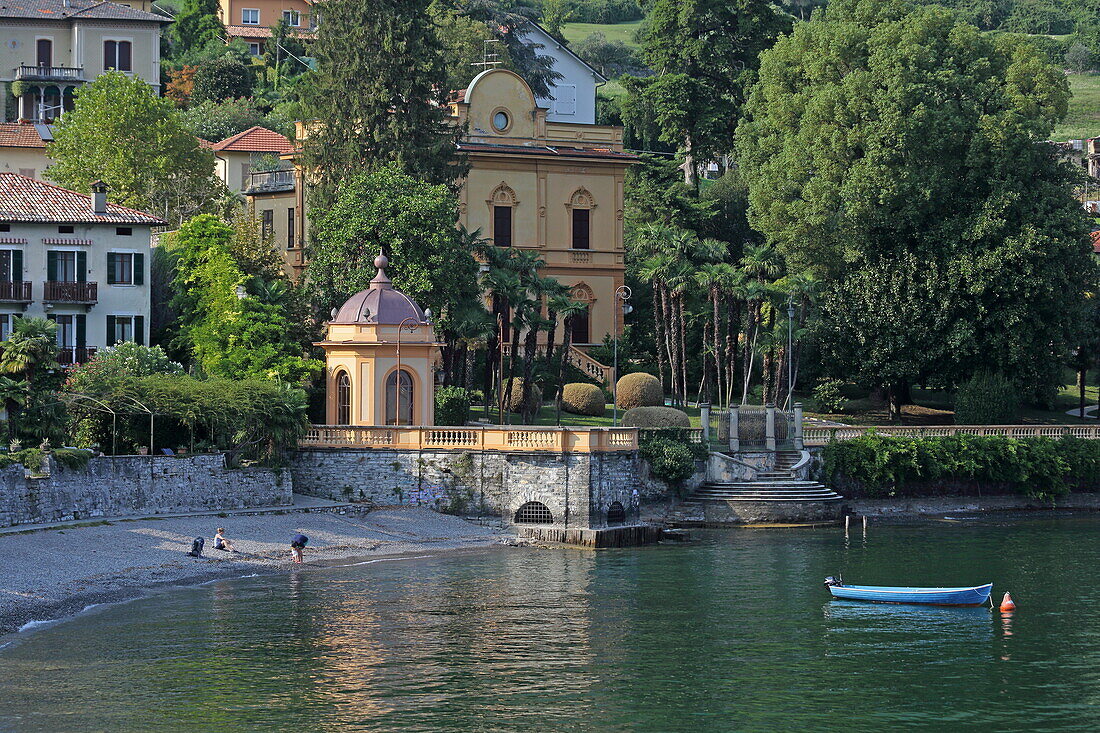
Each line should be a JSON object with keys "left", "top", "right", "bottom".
{"left": 1, "top": 517, "right": 1100, "bottom": 732}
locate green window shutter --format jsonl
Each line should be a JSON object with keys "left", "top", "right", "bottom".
{"left": 135, "top": 315, "right": 145, "bottom": 345}
{"left": 106, "top": 315, "right": 116, "bottom": 344}
{"left": 76, "top": 314, "right": 86, "bottom": 348}
{"left": 106, "top": 253, "right": 116, "bottom": 284}
{"left": 76, "top": 251, "right": 86, "bottom": 283}
{"left": 46, "top": 251, "right": 57, "bottom": 282}
{"left": 134, "top": 253, "right": 144, "bottom": 285}
{"left": 45, "top": 314, "right": 55, "bottom": 322}
{"left": 12, "top": 250, "right": 22, "bottom": 282}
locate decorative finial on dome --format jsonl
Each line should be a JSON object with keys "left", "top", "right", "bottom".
{"left": 370, "top": 250, "right": 392, "bottom": 289}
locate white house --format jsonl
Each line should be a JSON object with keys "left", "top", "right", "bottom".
{"left": 519, "top": 22, "right": 607, "bottom": 125}
{"left": 0, "top": 173, "right": 163, "bottom": 362}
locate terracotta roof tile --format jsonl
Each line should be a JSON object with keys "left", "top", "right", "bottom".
{"left": 211, "top": 126, "right": 294, "bottom": 153}
{"left": 0, "top": 173, "right": 165, "bottom": 224}
{"left": 0, "top": 123, "right": 49, "bottom": 148}
{"left": 0, "top": 0, "right": 168, "bottom": 22}
{"left": 225, "top": 24, "right": 316, "bottom": 39}
{"left": 1091, "top": 230, "right": 1100, "bottom": 254}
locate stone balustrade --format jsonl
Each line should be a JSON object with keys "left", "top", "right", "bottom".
{"left": 300, "top": 425, "right": 638, "bottom": 452}
{"left": 803, "top": 424, "right": 1100, "bottom": 446}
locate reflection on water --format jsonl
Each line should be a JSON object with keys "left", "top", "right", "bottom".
{"left": 2, "top": 518, "right": 1100, "bottom": 731}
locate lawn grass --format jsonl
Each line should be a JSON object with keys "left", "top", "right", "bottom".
{"left": 1051, "top": 73, "right": 1100, "bottom": 141}
{"left": 560, "top": 20, "right": 643, "bottom": 47}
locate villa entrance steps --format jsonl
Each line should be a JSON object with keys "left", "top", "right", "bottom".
{"left": 685, "top": 481, "right": 843, "bottom": 503}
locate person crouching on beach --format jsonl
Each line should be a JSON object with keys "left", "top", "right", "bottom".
{"left": 290, "top": 534, "right": 308, "bottom": 563}
{"left": 213, "top": 528, "right": 236, "bottom": 552}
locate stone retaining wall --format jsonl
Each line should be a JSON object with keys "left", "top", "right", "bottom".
{"left": 0, "top": 454, "right": 292, "bottom": 528}
{"left": 291, "top": 448, "right": 653, "bottom": 528}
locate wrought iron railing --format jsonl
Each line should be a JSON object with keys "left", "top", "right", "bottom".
{"left": 43, "top": 281, "right": 97, "bottom": 303}
{"left": 57, "top": 346, "right": 96, "bottom": 366}
{"left": 0, "top": 281, "right": 31, "bottom": 301}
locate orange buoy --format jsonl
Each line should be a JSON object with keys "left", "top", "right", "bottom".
{"left": 999, "top": 592, "right": 1016, "bottom": 613}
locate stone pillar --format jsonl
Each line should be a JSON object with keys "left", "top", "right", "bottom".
{"left": 765, "top": 403, "right": 776, "bottom": 451}
{"left": 700, "top": 402, "right": 710, "bottom": 442}
{"left": 728, "top": 405, "right": 740, "bottom": 452}
{"left": 793, "top": 402, "right": 805, "bottom": 449}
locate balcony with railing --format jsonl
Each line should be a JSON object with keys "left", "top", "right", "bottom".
{"left": 57, "top": 346, "right": 97, "bottom": 366}
{"left": 43, "top": 281, "right": 97, "bottom": 304}
{"left": 0, "top": 281, "right": 32, "bottom": 303}
{"left": 244, "top": 169, "right": 295, "bottom": 194}
{"left": 14, "top": 65, "right": 85, "bottom": 82}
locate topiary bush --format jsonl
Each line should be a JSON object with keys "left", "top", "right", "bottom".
{"left": 616, "top": 372, "right": 663, "bottom": 411}
{"left": 504, "top": 377, "right": 541, "bottom": 415}
{"left": 954, "top": 372, "right": 1018, "bottom": 425}
{"left": 561, "top": 383, "right": 606, "bottom": 416}
{"left": 640, "top": 437, "right": 696, "bottom": 486}
{"left": 434, "top": 386, "right": 471, "bottom": 426}
{"left": 622, "top": 406, "right": 691, "bottom": 428}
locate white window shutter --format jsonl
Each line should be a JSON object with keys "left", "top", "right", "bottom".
{"left": 555, "top": 85, "right": 576, "bottom": 116}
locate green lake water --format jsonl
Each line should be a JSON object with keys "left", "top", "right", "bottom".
{"left": 2, "top": 516, "right": 1099, "bottom": 731}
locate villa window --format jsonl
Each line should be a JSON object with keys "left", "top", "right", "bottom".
{"left": 336, "top": 372, "right": 351, "bottom": 424}
{"left": 248, "top": 42, "right": 262, "bottom": 56}
{"left": 287, "top": 208, "right": 295, "bottom": 248}
{"left": 107, "top": 252, "right": 143, "bottom": 285}
{"left": 36, "top": 39, "right": 52, "bottom": 67}
{"left": 106, "top": 315, "right": 144, "bottom": 345}
{"left": 0, "top": 314, "right": 11, "bottom": 341}
{"left": 282, "top": 9, "right": 300, "bottom": 26}
{"left": 493, "top": 205, "right": 512, "bottom": 247}
{"left": 572, "top": 208, "right": 590, "bottom": 250}
{"left": 104, "top": 41, "right": 132, "bottom": 72}
{"left": 261, "top": 210, "right": 273, "bottom": 241}
{"left": 241, "top": 8, "right": 259, "bottom": 24}
{"left": 47, "top": 250, "right": 81, "bottom": 283}
{"left": 385, "top": 369, "right": 414, "bottom": 425}
{"left": 0, "top": 250, "right": 22, "bottom": 283}
{"left": 570, "top": 305, "right": 590, "bottom": 345}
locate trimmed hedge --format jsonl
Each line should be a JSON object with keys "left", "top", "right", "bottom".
{"left": 622, "top": 406, "right": 690, "bottom": 428}
{"left": 562, "top": 383, "right": 606, "bottom": 416}
{"left": 434, "top": 386, "right": 471, "bottom": 426}
{"left": 954, "top": 372, "right": 1018, "bottom": 425}
{"left": 616, "top": 372, "right": 662, "bottom": 411}
{"left": 819, "top": 432, "right": 1100, "bottom": 500}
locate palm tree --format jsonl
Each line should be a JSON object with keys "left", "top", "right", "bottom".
{"left": 0, "top": 376, "right": 29, "bottom": 443}
{"left": 553, "top": 299, "right": 590, "bottom": 425}
{"left": 0, "top": 317, "right": 59, "bottom": 384}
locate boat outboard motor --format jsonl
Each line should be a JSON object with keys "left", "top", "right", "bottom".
{"left": 188, "top": 537, "right": 205, "bottom": 557}
{"left": 824, "top": 576, "right": 842, "bottom": 588}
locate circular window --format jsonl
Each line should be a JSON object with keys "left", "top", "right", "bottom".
{"left": 492, "top": 110, "right": 510, "bottom": 132}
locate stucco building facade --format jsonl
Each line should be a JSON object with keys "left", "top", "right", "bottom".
{"left": 0, "top": 173, "right": 162, "bottom": 361}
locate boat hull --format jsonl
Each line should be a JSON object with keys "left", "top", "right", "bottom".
{"left": 827, "top": 583, "right": 993, "bottom": 607}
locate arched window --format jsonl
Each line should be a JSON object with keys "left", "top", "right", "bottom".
{"left": 336, "top": 371, "right": 351, "bottom": 425}
{"left": 514, "top": 501, "right": 554, "bottom": 524}
{"left": 487, "top": 182, "right": 518, "bottom": 247}
{"left": 385, "top": 369, "right": 414, "bottom": 425}
{"left": 607, "top": 501, "right": 626, "bottom": 525}
{"left": 567, "top": 188, "right": 595, "bottom": 250}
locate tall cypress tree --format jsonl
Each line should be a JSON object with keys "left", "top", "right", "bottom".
{"left": 301, "top": 0, "right": 464, "bottom": 206}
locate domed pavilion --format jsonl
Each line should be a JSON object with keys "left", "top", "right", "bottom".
{"left": 318, "top": 254, "right": 441, "bottom": 426}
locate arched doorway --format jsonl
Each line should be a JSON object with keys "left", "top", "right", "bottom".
{"left": 385, "top": 369, "right": 414, "bottom": 425}
{"left": 607, "top": 501, "right": 626, "bottom": 525}
{"left": 514, "top": 501, "right": 554, "bottom": 524}
{"left": 336, "top": 371, "right": 351, "bottom": 424}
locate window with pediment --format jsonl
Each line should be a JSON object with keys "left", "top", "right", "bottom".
{"left": 567, "top": 188, "right": 595, "bottom": 250}
{"left": 487, "top": 182, "right": 517, "bottom": 247}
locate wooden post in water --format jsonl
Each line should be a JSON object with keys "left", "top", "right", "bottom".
{"left": 845, "top": 515, "right": 849, "bottom": 538}
{"left": 862, "top": 515, "right": 867, "bottom": 538}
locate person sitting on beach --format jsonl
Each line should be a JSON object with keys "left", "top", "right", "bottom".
{"left": 213, "top": 528, "right": 236, "bottom": 552}
{"left": 290, "top": 534, "right": 308, "bottom": 563}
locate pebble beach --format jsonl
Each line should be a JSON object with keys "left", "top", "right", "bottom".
{"left": 0, "top": 507, "right": 510, "bottom": 636}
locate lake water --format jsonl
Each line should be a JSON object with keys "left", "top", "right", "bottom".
{"left": 2, "top": 516, "right": 1099, "bottom": 731}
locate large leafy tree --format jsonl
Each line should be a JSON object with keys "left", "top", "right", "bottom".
{"left": 169, "top": 215, "right": 322, "bottom": 384}
{"left": 736, "top": 0, "right": 1094, "bottom": 413}
{"left": 622, "top": 0, "right": 789, "bottom": 185}
{"left": 46, "top": 72, "right": 224, "bottom": 227}
{"left": 306, "top": 164, "right": 480, "bottom": 324}
{"left": 301, "top": 0, "right": 464, "bottom": 205}
{"left": 169, "top": 0, "right": 225, "bottom": 57}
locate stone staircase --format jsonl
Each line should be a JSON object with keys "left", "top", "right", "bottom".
{"left": 667, "top": 450, "right": 844, "bottom": 525}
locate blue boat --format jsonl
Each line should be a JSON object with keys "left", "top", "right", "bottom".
{"left": 824, "top": 577, "right": 993, "bottom": 607}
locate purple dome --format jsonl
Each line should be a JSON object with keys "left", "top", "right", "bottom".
{"left": 331, "top": 254, "right": 428, "bottom": 325}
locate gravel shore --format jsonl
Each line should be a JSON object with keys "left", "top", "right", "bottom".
{"left": 0, "top": 507, "right": 510, "bottom": 636}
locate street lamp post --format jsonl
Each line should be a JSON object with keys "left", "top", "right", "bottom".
{"left": 787, "top": 295, "right": 795, "bottom": 410}
{"left": 613, "top": 285, "right": 632, "bottom": 427}
{"left": 395, "top": 316, "right": 422, "bottom": 426}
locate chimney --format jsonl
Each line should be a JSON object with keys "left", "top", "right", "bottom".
{"left": 91, "top": 180, "right": 108, "bottom": 214}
